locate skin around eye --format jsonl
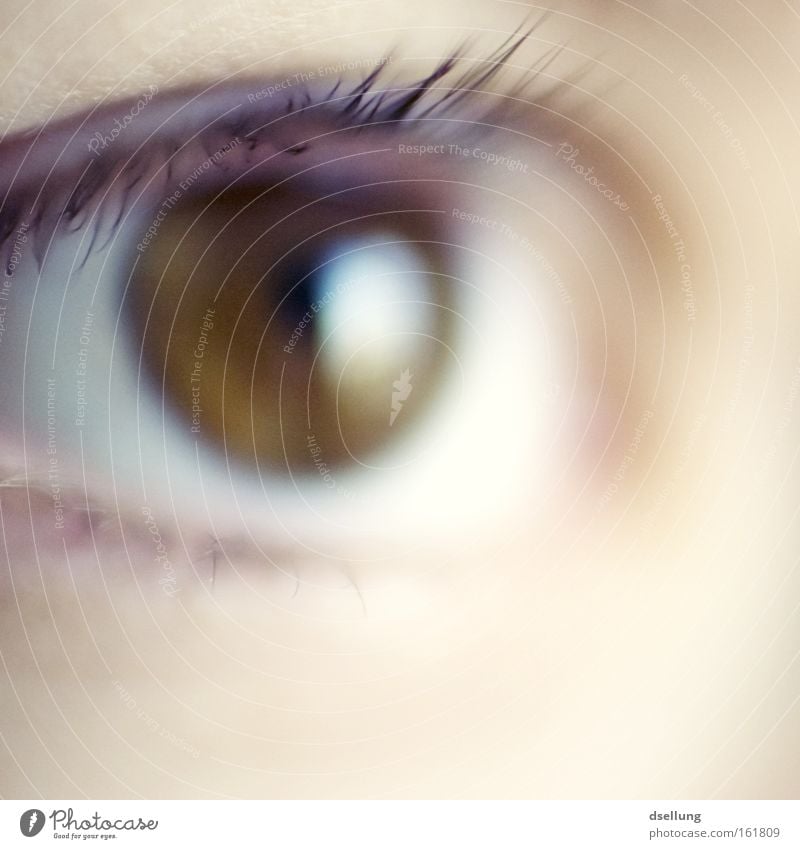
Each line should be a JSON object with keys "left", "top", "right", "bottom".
{"left": 0, "top": 0, "right": 799, "bottom": 802}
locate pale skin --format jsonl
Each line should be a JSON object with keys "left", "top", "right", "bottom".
{"left": 0, "top": 0, "right": 798, "bottom": 799}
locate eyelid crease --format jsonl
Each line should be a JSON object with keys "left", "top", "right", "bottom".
{"left": 0, "top": 21, "right": 567, "bottom": 271}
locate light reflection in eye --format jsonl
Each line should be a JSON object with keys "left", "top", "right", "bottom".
{"left": 311, "top": 234, "right": 437, "bottom": 373}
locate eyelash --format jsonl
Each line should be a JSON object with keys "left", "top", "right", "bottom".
{"left": 0, "top": 23, "right": 557, "bottom": 273}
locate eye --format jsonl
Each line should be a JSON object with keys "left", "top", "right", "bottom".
{"left": 0, "top": 43, "right": 571, "bottom": 560}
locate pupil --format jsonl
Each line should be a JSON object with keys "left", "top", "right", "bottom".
{"left": 279, "top": 259, "right": 319, "bottom": 341}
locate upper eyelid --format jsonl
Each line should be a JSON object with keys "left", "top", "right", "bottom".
{"left": 0, "top": 32, "right": 561, "bottom": 251}
{"left": 0, "top": 38, "right": 530, "bottom": 181}
{"left": 0, "top": 88, "right": 456, "bottom": 269}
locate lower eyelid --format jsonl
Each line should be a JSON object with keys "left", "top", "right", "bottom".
{"left": 0, "top": 477, "right": 418, "bottom": 639}
{"left": 0, "top": 461, "right": 353, "bottom": 600}
{"left": 0, "top": 39, "right": 544, "bottom": 243}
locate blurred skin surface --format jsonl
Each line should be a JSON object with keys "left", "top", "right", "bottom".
{"left": 0, "top": 0, "right": 799, "bottom": 799}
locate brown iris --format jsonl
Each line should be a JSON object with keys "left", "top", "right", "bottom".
{"left": 129, "top": 180, "right": 458, "bottom": 478}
